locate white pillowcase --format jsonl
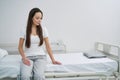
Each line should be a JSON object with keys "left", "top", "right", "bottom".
{"left": 0, "top": 48, "right": 8, "bottom": 59}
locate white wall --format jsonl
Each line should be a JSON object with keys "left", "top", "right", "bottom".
{"left": 0, "top": 0, "right": 120, "bottom": 52}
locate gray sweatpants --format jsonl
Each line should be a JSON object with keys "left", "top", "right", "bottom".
{"left": 20, "top": 55, "right": 47, "bottom": 80}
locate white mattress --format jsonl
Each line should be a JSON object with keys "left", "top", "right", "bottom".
{"left": 46, "top": 53, "right": 118, "bottom": 75}
{"left": 0, "top": 55, "right": 21, "bottom": 78}
{"left": 0, "top": 52, "right": 118, "bottom": 79}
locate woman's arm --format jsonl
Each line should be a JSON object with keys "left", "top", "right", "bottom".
{"left": 44, "top": 37, "right": 61, "bottom": 65}
{"left": 18, "top": 38, "right": 30, "bottom": 66}
{"left": 18, "top": 38, "right": 26, "bottom": 58}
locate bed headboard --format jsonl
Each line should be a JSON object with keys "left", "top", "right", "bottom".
{"left": 95, "top": 42, "right": 120, "bottom": 61}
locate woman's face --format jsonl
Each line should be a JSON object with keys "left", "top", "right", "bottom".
{"left": 32, "top": 12, "right": 42, "bottom": 26}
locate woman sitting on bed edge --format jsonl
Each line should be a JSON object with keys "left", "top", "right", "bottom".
{"left": 18, "top": 8, "right": 61, "bottom": 80}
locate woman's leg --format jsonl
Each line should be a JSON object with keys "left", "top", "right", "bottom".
{"left": 33, "top": 56, "right": 47, "bottom": 80}
{"left": 20, "top": 59, "right": 33, "bottom": 80}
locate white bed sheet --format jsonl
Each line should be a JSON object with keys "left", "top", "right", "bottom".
{"left": 46, "top": 53, "right": 118, "bottom": 75}
{"left": 0, "top": 55, "right": 21, "bottom": 78}
{"left": 0, "top": 52, "right": 118, "bottom": 79}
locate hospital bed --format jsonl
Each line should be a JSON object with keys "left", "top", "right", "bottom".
{"left": 0, "top": 42, "right": 120, "bottom": 80}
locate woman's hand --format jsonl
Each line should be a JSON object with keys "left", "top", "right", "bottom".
{"left": 22, "top": 57, "right": 31, "bottom": 66}
{"left": 52, "top": 60, "right": 62, "bottom": 65}
{"left": 44, "top": 38, "right": 62, "bottom": 65}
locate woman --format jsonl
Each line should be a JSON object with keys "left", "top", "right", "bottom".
{"left": 18, "top": 8, "right": 61, "bottom": 80}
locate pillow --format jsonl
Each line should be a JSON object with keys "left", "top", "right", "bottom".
{"left": 83, "top": 50, "right": 106, "bottom": 59}
{"left": 0, "top": 48, "right": 8, "bottom": 59}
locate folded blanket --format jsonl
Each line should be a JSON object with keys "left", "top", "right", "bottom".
{"left": 0, "top": 48, "right": 8, "bottom": 59}
{"left": 83, "top": 50, "right": 106, "bottom": 59}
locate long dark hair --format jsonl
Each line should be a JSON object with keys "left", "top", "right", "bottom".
{"left": 25, "top": 8, "right": 43, "bottom": 48}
